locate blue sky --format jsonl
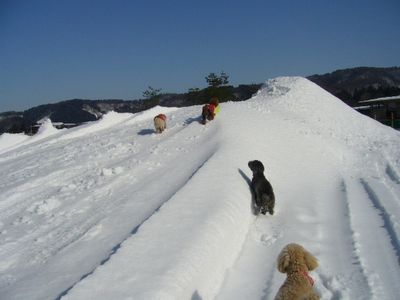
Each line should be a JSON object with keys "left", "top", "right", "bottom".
{"left": 1, "top": 0, "right": 399, "bottom": 112}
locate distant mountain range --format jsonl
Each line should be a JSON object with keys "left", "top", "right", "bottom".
{"left": 1, "top": 66, "right": 400, "bottom": 134}
{"left": 307, "top": 66, "right": 400, "bottom": 106}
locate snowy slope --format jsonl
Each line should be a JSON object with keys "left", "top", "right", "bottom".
{"left": 0, "top": 77, "right": 399, "bottom": 300}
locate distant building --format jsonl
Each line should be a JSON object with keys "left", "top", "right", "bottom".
{"left": 52, "top": 122, "right": 79, "bottom": 129}
{"left": 354, "top": 95, "right": 400, "bottom": 129}
{"left": 28, "top": 122, "right": 79, "bottom": 135}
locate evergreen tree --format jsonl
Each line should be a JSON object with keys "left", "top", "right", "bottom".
{"left": 205, "top": 71, "right": 229, "bottom": 87}
{"left": 142, "top": 86, "right": 162, "bottom": 99}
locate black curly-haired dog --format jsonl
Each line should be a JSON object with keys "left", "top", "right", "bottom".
{"left": 248, "top": 160, "right": 275, "bottom": 215}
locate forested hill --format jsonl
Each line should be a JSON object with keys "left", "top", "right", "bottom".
{"left": 307, "top": 66, "right": 400, "bottom": 106}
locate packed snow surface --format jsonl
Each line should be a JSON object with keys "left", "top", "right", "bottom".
{"left": 0, "top": 77, "right": 399, "bottom": 300}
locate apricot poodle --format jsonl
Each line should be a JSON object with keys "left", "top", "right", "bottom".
{"left": 274, "top": 243, "right": 319, "bottom": 300}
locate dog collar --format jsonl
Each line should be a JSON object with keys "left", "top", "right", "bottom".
{"left": 301, "top": 270, "right": 315, "bottom": 286}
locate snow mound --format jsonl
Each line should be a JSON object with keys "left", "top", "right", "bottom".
{"left": 0, "top": 133, "right": 29, "bottom": 153}
{"left": 58, "top": 111, "right": 133, "bottom": 140}
{"left": 254, "top": 76, "right": 398, "bottom": 146}
{"left": 0, "top": 119, "right": 60, "bottom": 155}
{"left": 36, "top": 118, "right": 59, "bottom": 136}
{"left": 124, "top": 105, "right": 179, "bottom": 124}
{"left": 59, "top": 107, "right": 178, "bottom": 141}
{"left": 256, "top": 76, "right": 370, "bottom": 123}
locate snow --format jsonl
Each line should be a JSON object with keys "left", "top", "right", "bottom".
{"left": 0, "top": 133, "right": 29, "bottom": 153}
{"left": 0, "top": 77, "right": 399, "bottom": 300}
{"left": 359, "top": 95, "right": 400, "bottom": 103}
{"left": 0, "top": 119, "right": 61, "bottom": 155}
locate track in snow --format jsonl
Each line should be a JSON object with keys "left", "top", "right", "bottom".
{"left": 343, "top": 174, "right": 400, "bottom": 299}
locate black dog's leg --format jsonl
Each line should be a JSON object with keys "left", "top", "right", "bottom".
{"left": 268, "top": 206, "right": 274, "bottom": 215}
{"left": 260, "top": 194, "right": 271, "bottom": 215}
{"left": 268, "top": 196, "right": 275, "bottom": 215}
{"left": 256, "top": 193, "right": 265, "bottom": 215}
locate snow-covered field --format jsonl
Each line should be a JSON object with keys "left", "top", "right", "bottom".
{"left": 0, "top": 77, "right": 399, "bottom": 300}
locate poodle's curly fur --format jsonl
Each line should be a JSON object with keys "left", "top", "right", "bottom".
{"left": 274, "top": 243, "right": 320, "bottom": 300}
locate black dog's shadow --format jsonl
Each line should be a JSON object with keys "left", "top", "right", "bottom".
{"left": 191, "top": 290, "right": 202, "bottom": 300}
{"left": 137, "top": 129, "right": 155, "bottom": 135}
{"left": 238, "top": 168, "right": 258, "bottom": 215}
{"left": 185, "top": 116, "right": 203, "bottom": 125}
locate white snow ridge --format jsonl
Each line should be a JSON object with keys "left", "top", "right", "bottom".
{"left": 0, "top": 77, "right": 399, "bottom": 300}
